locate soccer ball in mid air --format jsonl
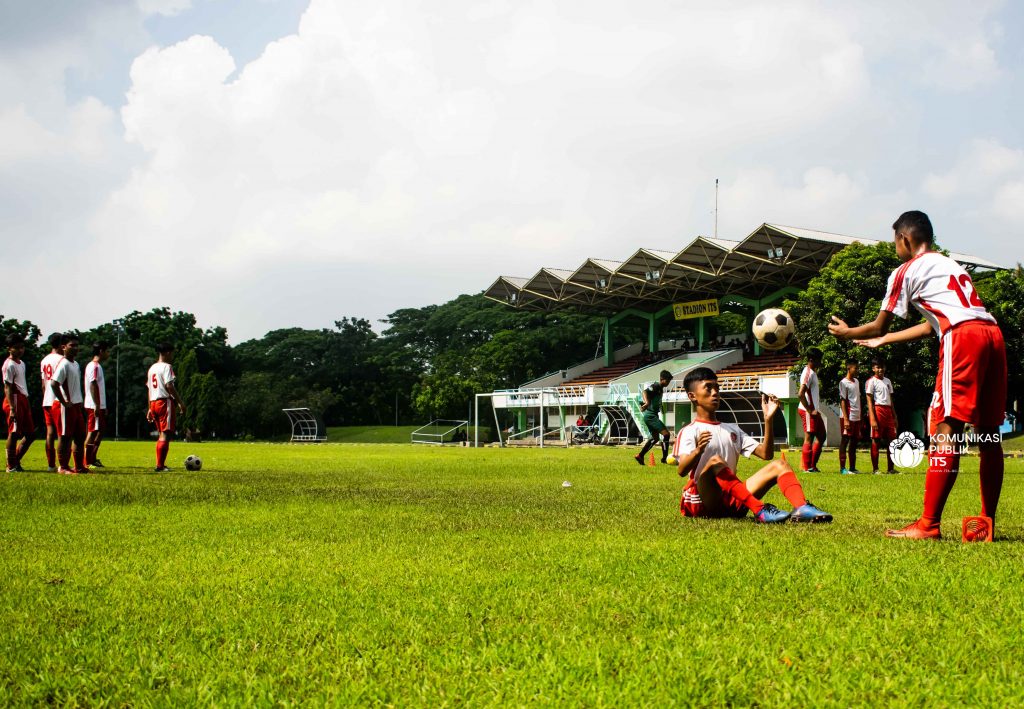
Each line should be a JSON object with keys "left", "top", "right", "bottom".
{"left": 752, "top": 308, "right": 796, "bottom": 351}
{"left": 184, "top": 455, "right": 203, "bottom": 472}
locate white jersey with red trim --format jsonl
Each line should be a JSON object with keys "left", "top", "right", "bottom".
{"left": 673, "top": 419, "right": 759, "bottom": 480}
{"left": 3, "top": 357, "right": 28, "bottom": 397}
{"left": 864, "top": 376, "right": 893, "bottom": 407}
{"left": 796, "top": 365, "right": 821, "bottom": 412}
{"left": 838, "top": 377, "right": 861, "bottom": 421}
{"left": 148, "top": 362, "right": 176, "bottom": 401}
{"left": 881, "top": 251, "right": 996, "bottom": 335}
{"left": 41, "top": 352, "right": 62, "bottom": 407}
{"left": 84, "top": 361, "right": 106, "bottom": 410}
{"left": 52, "top": 358, "right": 83, "bottom": 404}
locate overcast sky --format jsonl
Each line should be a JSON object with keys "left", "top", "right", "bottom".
{"left": 3, "top": 0, "right": 1023, "bottom": 342}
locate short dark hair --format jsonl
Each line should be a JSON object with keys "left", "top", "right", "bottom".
{"left": 63, "top": 332, "right": 79, "bottom": 345}
{"left": 156, "top": 342, "right": 174, "bottom": 355}
{"left": 92, "top": 341, "right": 111, "bottom": 356}
{"left": 48, "top": 332, "right": 63, "bottom": 349}
{"left": 6, "top": 333, "right": 26, "bottom": 347}
{"left": 845, "top": 357, "right": 858, "bottom": 366}
{"left": 806, "top": 347, "right": 823, "bottom": 362}
{"left": 659, "top": 369, "right": 673, "bottom": 381}
{"left": 684, "top": 367, "right": 717, "bottom": 392}
{"left": 872, "top": 355, "right": 887, "bottom": 367}
{"left": 892, "top": 210, "right": 933, "bottom": 244}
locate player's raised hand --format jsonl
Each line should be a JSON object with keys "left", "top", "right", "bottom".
{"left": 828, "top": 315, "right": 850, "bottom": 338}
{"left": 854, "top": 337, "right": 885, "bottom": 349}
{"left": 696, "top": 430, "right": 712, "bottom": 452}
{"left": 761, "top": 393, "right": 780, "bottom": 418}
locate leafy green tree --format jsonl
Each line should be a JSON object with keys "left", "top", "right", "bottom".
{"left": 975, "top": 265, "right": 1024, "bottom": 429}
{"left": 783, "top": 242, "right": 938, "bottom": 422}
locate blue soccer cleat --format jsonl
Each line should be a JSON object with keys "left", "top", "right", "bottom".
{"left": 790, "top": 502, "right": 833, "bottom": 523}
{"left": 840, "top": 468, "right": 857, "bottom": 475}
{"left": 754, "top": 503, "right": 791, "bottom": 524}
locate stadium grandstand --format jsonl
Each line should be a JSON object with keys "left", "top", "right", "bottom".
{"left": 476, "top": 223, "right": 1002, "bottom": 448}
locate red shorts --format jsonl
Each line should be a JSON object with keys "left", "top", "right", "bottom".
{"left": 4, "top": 393, "right": 35, "bottom": 436}
{"left": 798, "top": 408, "right": 825, "bottom": 435}
{"left": 929, "top": 320, "right": 1007, "bottom": 436}
{"left": 86, "top": 408, "right": 106, "bottom": 433}
{"left": 871, "top": 405, "right": 897, "bottom": 440}
{"left": 150, "top": 399, "right": 175, "bottom": 433}
{"left": 43, "top": 405, "right": 56, "bottom": 428}
{"left": 680, "top": 475, "right": 748, "bottom": 519}
{"left": 52, "top": 402, "right": 86, "bottom": 438}
{"left": 841, "top": 419, "right": 862, "bottom": 438}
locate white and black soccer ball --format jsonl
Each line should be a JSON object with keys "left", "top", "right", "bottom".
{"left": 752, "top": 308, "right": 796, "bottom": 351}
{"left": 184, "top": 454, "right": 203, "bottom": 472}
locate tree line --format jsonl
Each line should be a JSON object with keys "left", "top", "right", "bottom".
{"left": 4, "top": 243, "right": 1021, "bottom": 440}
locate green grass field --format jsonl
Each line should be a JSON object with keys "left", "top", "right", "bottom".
{"left": 3, "top": 442, "right": 1024, "bottom": 706}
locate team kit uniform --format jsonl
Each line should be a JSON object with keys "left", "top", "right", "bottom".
{"left": 673, "top": 420, "right": 811, "bottom": 519}
{"left": 865, "top": 376, "right": 896, "bottom": 440}
{"left": 84, "top": 361, "right": 107, "bottom": 433}
{"left": 881, "top": 250, "right": 1007, "bottom": 528}
{"left": 796, "top": 364, "right": 824, "bottom": 471}
{"left": 148, "top": 361, "right": 177, "bottom": 469}
{"left": 838, "top": 376, "right": 861, "bottom": 472}
{"left": 3, "top": 357, "right": 34, "bottom": 438}
{"left": 51, "top": 357, "right": 87, "bottom": 471}
{"left": 40, "top": 351, "right": 63, "bottom": 468}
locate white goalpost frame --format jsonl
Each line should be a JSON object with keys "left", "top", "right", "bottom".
{"left": 282, "top": 408, "right": 327, "bottom": 442}
{"left": 475, "top": 389, "right": 559, "bottom": 448}
{"left": 410, "top": 419, "right": 469, "bottom": 445}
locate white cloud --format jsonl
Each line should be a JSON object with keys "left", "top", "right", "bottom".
{"left": 3, "top": 0, "right": 1023, "bottom": 339}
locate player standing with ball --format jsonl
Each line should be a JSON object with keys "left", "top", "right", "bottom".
{"left": 829, "top": 211, "right": 1007, "bottom": 540}
{"left": 148, "top": 343, "right": 185, "bottom": 472}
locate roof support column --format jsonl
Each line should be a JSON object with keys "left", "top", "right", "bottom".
{"left": 603, "top": 317, "right": 613, "bottom": 367}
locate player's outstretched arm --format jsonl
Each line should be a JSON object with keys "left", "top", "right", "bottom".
{"left": 828, "top": 311, "right": 894, "bottom": 340}
{"left": 752, "top": 394, "right": 778, "bottom": 460}
{"left": 855, "top": 321, "right": 932, "bottom": 349}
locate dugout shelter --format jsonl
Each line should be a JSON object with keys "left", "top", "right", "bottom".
{"left": 478, "top": 223, "right": 1001, "bottom": 448}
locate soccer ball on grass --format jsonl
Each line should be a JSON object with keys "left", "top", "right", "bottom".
{"left": 184, "top": 455, "right": 203, "bottom": 472}
{"left": 752, "top": 308, "right": 796, "bottom": 351}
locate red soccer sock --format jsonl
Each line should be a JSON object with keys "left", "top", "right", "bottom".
{"left": 921, "top": 451, "right": 958, "bottom": 529}
{"left": 811, "top": 442, "right": 822, "bottom": 467}
{"left": 5, "top": 440, "right": 16, "bottom": 469}
{"left": 839, "top": 442, "right": 847, "bottom": 470}
{"left": 871, "top": 440, "right": 880, "bottom": 471}
{"left": 801, "top": 441, "right": 811, "bottom": 471}
{"left": 72, "top": 447, "right": 85, "bottom": 470}
{"left": 714, "top": 468, "right": 764, "bottom": 514}
{"left": 45, "top": 442, "right": 56, "bottom": 468}
{"left": 777, "top": 471, "right": 807, "bottom": 508}
{"left": 980, "top": 447, "right": 1004, "bottom": 520}
{"left": 156, "top": 440, "right": 170, "bottom": 468}
{"left": 848, "top": 443, "right": 857, "bottom": 471}
{"left": 58, "top": 444, "right": 71, "bottom": 470}
{"left": 85, "top": 443, "right": 97, "bottom": 465}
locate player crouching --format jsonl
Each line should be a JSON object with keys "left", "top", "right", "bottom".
{"left": 674, "top": 367, "right": 832, "bottom": 524}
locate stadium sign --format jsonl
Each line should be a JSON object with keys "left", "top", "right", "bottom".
{"left": 673, "top": 298, "right": 720, "bottom": 320}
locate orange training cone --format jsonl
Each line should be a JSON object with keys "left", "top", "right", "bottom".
{"left": 648, "top": 452, "right": 656, "bottom": 467}
{"left": 962, "top": 516, "right": 993, "bottom": 543}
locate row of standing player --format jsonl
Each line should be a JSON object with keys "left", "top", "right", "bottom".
{"left": 2, "top": 332, "right": 185, "bottom": 474}
{"left": 631, "top": 211, "right": 1007, "bottom": 539}
{"left": 797, "top": 349, "right": 901, "bottom": 475}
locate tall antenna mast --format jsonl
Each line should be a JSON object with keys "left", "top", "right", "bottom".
{"left": 714, "top": 178, "right": 719, "bottom": 239}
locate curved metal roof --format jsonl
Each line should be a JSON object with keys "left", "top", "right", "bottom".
{"left": 484, "top": 223, "right": 1004, "bottom": 313}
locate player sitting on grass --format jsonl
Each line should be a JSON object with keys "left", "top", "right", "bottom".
{"left": 673, "top": 367, "right": 832, "bottom": 523}
{"left": 634, "top": 369, "right": 673, "bottom": 466}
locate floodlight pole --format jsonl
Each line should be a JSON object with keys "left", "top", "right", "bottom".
{"left": 112, "top": 318, "right": 123, "bottom": 440}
